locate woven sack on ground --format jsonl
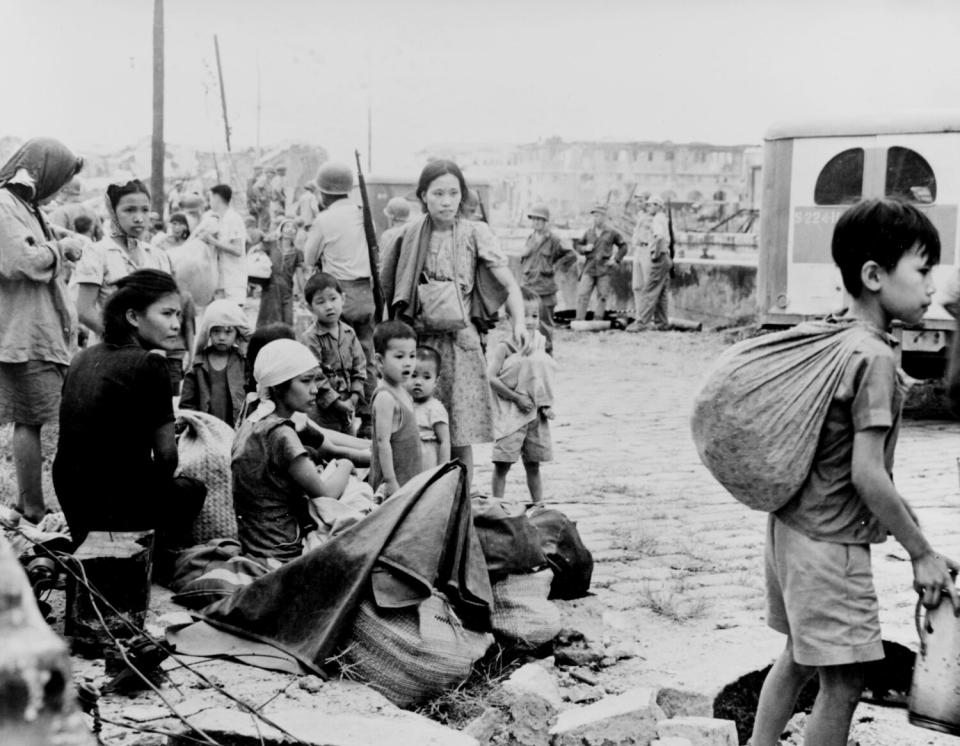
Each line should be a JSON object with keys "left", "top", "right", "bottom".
{"left": 690, "top": 319, "right": 880, "bottom": 511}
{"left": 491, "top": 569, "right": 560, "bottom": 649}
{"left": 341, "top": 592, "right": 494, "bottom": 707}
{"left": 527, "top": 506, "right": 593, "bottom": 600}
{"left": 176, "top": 409, "right": 237, "bottom": 542}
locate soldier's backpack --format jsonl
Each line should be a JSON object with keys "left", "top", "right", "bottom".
{"left": 691, "top": 319, "right": 884, "bottom": 511}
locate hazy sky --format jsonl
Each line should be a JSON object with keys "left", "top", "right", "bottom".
{"left": 2, "top": 0, "right": 959, "bottom": 171}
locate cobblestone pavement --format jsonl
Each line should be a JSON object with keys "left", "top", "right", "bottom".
{"left": 475, "top": 328, "right": 960, "bottom": 745}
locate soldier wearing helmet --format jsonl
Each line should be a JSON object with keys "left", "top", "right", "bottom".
{"left": 303, "top": 161, "right": 376, "bottom": 436}
{"left": 377, "top": 197, "right": 414, "bottom": 313}
{"left": 520, "top": 204, "right": 576, "bottom": 352}
{"left": 572, "top": 203, "right": 628, "bottom": 321}
{"left": 628, "top": 194, "right": 672, "bottom": 331}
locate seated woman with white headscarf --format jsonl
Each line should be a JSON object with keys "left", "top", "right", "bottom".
{"left": 231, "top": 339, "right": 355, "bottom": 562}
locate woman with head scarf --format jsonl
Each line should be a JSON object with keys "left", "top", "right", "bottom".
{"left": 179, "top": 299, "right": 251, "bottom": 426}
{"left": 0, "top": 138, "right": 84, "bottom": 523}
{"left": 231, "top": 338, "right": 354, "bottom": 561}
{"left": 74, "top": 179, "right": 175, "bottom": 340}
{"left": 53, "top": 269, "right": 207, "bottom": 551}
{"left": 255, "top": 216, "right": 304, "bottom": 328}
{"left": 385, "top": 160, "right": 528, "bottom": 492}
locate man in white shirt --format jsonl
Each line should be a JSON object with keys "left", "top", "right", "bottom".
{"left": 304, "top": 162, "right": 376, "bottom": 436}
{"left": 197, "top": 184, "right": 248, "bottom": 305}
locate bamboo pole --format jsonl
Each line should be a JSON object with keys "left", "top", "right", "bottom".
{"left": 150, "top": 0, "right": 165, "bottom": 216}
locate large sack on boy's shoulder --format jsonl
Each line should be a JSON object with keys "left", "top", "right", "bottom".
{"left": 691, "top": 319, "right": 882, "bottom": 511}
{"left": 491, "top": 569, "right": 561, "bottom": 649}
{"left": 472, "top": 496, "right": 548, "bottom": 581}
{"left": 176, "top": 410, "right": 237, "bottom": 543}
{"left": 340, "top": 591, "right": 493, "bottom": 707}
{"left": 527, "top": 506, "right": 593, "bottom": 600}
{"left": 167, "top": 238, "right": 218, "bottom": 306}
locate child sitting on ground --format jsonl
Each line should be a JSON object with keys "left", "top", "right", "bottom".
{"left": 407, "top": 346, "right": 450, "bottom": 470}
{"left": 488, "top": 288, "right": 556, "bottom": 504}
{"left": 369, "top": 321, "right": 422, "bottom": 498}
{"left": 231, "top": 338, "right": 355, "bottom": 562}
{"left": 299, "top": 272, "right": 367, "bottom": 434}
{"left": 180, "top": 299, "right": 250, "bottom": 426}
{"left": 750, "top": 198, "right": 959, "bottom": 746}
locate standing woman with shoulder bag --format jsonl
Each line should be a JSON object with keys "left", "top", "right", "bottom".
{"left": 386, "top": 160, "right": 527, "bottom": 490}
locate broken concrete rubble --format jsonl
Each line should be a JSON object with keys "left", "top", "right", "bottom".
{"left": 549, "top": 686, "right": 664, "bottom": 745}
{"left": 656, "top": 716, "right": 738, "bottom": 746}
{"left": 167, "top": 705, "right": 478, "bottom": 746}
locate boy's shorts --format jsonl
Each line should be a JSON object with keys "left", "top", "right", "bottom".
{"left": 493, "top": 416, "right": 552, "bottom": 464}
{"left": 765, "top": 514, "right": 884, "bottom": 667}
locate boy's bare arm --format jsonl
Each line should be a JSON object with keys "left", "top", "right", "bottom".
{"left": 852, "top": 428, "right": 959, "bottom": 610}
{"left": 435, "top": 421, "right": 451, "bottom": 463}
{"left": 372, "top": 393, "right": 400, "bottom": 494}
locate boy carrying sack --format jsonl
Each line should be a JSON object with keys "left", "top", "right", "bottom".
{"left": 692, "top": 198, "right": 958, "bottom": 746}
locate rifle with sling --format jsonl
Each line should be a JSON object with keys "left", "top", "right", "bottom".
{"left": 354, "top": 150, "right": 385, "bottom": 321}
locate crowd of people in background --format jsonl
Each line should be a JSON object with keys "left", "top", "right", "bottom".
{"left": 0, "top": 137, "right": 585, "bottom": 570}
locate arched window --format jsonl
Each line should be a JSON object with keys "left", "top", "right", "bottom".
{"left": 814, "top": 148, "right": 864, "bottom": 205}
{"left": 886, "top": 147, "right": 936, "bottom": 203}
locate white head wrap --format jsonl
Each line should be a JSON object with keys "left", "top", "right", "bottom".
{"left": 248, "top": 339, "right": 319, "bottom": 422}
{"left": 194, "top": 299, "right": 252, "bottom": 355}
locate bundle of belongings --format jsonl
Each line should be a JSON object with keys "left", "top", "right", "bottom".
{"left": 166, "top": 462, "right": 594, "bottom": 707}
{"left": 691, "top": 318, "right": 892, "bottom": 510}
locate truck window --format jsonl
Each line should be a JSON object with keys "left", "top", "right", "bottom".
{"left": 814, "top": 148, "right": 864, "bottom": 205}
{"left": 885, "top": 147, "right": 936, "bottom": 203}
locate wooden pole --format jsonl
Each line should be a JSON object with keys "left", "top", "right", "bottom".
{"left": 213, "top": 35, "right": 231, "bottom": 152}
{"left": 256, "top": 50, "right": 262, "bottom": 162}
{"left": 150, "top": 0, "right": 164, "bottom": 216}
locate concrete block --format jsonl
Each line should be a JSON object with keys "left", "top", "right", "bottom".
{"left": 167, "top": 706, "right": 477, "bottom": 746}
{"left": 656, "top": 716, "right": 738, "bottom": 746}
{"left": 504, "top": 662, "right": 564, "bottom": 710}
{"left": 655, "top": 688, "right": 713, "bottom": 718}
{"left": 550, "top": 686, "right": 664, "bottom": 745}
{"left": 65, "top": 530, "right": 154, "bottom": 671}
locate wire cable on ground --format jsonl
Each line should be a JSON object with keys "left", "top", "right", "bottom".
{"left": 8, "top": 524, "right": 306, "bottom": 745}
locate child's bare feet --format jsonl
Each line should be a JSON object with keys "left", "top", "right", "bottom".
{"left": 539, "top": 406, "right": 555, "bottom": 420}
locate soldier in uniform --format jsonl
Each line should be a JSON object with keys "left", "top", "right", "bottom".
{"left": 520, "top": 204, "right": 576, "bottom": 352}
{"left": 629, "top": 195, "right": 672, "bottom": 331}
{"left": 303, "top": 162, "right": 376, "bottom": 437}
{"left": 572, "top": 204, "right": 627, "bottom": 321}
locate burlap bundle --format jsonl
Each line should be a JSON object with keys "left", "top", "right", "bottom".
{"left": 691, "top": 320, "right": 880, "bottom": 511}
{"left": 176, "top": 409, "right": 237, "bottom": 542}
{"left": 491, "top": 569, "right": 560, "bottom": 649}
{"left": 342, "top": 592, "right": 493, "bottom": 707}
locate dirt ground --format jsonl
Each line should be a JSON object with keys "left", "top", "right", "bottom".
{"left": 5, "top": 327, "right": 960, "bottom": 745}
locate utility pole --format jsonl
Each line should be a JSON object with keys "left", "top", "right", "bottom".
{"left": 256, "top": 50, "right": 262, "bottom": 163}
{"left": 150, "top": 0, "right": 164, "bottom": 216}
{"left": 214, "top": 35, "right": 231, "bottom": 152}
